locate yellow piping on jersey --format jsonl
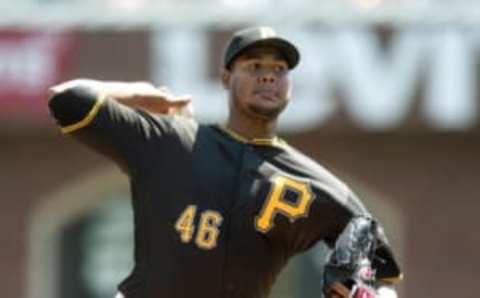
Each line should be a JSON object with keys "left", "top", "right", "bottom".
{"left": 61, "top": 93, "right": 106, "bottom": 134}
{"left": 218, "top": 125, "right": 287, "bottom": 148}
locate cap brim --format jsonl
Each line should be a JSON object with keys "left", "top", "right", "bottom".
{"left": 229, "top": 37, "right": 300, "bottom": 70}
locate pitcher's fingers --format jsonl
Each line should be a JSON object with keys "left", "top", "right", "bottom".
{"left": 142, "top": 93, "right": 191, "bottom": 101}
{"left": 171, "top": 95, "right": 192, "bottom": 103}
{"left": 163, "top": 94, "right": 192, "bottom": 105}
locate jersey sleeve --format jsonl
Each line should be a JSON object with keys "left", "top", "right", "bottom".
{"left": 278, "top": 149, "right": 404, "bottom": 284}
{"left": 309, "top": 187, "right": 403, "bottom": 284}
{"left": 48, "top": 84, "right": 176, "bottom": 173}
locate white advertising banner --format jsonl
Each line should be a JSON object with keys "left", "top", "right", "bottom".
{"left": 152, "top": 26, "right": 480, "bottom": 132}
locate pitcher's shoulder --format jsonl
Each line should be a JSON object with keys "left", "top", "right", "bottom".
{"left": 280, "top": 144, "right": 352, "bottom": 199}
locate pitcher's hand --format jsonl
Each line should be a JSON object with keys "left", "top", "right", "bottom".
{"left": 48, "top": 80, "right": 193, "bottom": 117}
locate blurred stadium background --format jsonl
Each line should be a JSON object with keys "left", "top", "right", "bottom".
{"left": 1, "top": 0, "right": 479, "bottom": 297}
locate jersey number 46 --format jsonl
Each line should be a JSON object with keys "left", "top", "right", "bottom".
{"left": 174, "top": 205, "right": 223, "bottom": 250}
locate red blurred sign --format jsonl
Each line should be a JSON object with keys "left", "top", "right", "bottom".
{"left": 0, "top": 30, "right": 74, "bottom": 121}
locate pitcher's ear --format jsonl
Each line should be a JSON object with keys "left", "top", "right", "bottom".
{"left": 221, "top": 68, "right": 231, "bottom": 90}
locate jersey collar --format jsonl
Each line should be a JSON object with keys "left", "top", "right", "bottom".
{"left": 217, "top": 124, "right": 287, "bottom": 148}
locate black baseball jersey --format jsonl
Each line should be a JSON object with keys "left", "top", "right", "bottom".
{"left": 48, "top": 85, "right": 402, "bottom": 298}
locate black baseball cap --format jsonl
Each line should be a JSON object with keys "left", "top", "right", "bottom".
{"left": 223, "top": 26, "right": 300, "bottom": 70}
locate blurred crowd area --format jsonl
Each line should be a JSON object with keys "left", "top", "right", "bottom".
{"left": 1, "top": 2, "right": 479, "bottom": 298}
{"left": 5, "top": 0, "right": 480, "bottom": 27}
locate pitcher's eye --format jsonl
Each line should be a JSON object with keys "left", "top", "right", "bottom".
{"left": 247, "top": 62, "right": 262, "bottom": 71}
{"left": 274, "top": 65, "right": 287, "bottom": 73}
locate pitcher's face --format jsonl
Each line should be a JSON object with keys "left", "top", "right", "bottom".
{"left": 223, "top": 46, "right": 292, "bottom": 120}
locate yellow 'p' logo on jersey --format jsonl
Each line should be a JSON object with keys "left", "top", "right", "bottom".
{"left": 255, "top": 175, "right": 314, "bottom": 233}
